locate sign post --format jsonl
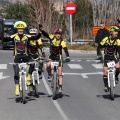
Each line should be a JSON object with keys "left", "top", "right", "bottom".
{"left": 65, "top": 2, "right": 76, "bottom": 45}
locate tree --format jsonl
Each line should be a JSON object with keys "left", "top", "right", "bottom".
{"left": 4, "top": 0, "right": 31, "bottom": 25}
{"left": 92, "top": 0, "right": 120, "bottom": 26}
{"left": 72, "top": 0, "right": 93, "bottom": 39}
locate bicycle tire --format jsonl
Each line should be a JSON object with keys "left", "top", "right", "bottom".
{"left": 21, "top": 75, "right": 26, "bottom": 104}
{"left": 109, "top": 73, "right": 114, "bottom": 100}
{"left": 52, "top": 66, "right": 58, "bottom": 100}
{"left": 35, "top": 80, "right": 39, "bottom": 98}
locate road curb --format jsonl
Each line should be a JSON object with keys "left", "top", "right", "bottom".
{"left": 44, "top": 48, "right": 96, "bottom": 54}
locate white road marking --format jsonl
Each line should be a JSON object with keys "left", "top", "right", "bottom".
{"left": 63, "top": 71, "right": 103, "bottom": 78}
{"left": 0, "top": 64, "right": 7, "bottom": 69}
{"left": 92, "top": 64, "right": 103, "bottom": 69}
{"left": 42, "top": 75, "right": 69, "bottom": 120}
{"left": 71, "top": 60, "right": 75, "bottom": 61}
{"left": 68, "top": 64, "right": 83, "bottom": 69}
{"left": 86, "top": 60, "right": 100, "bottom": 62}
{"left": 0, "top": 72, "right": 10, "bottom": 80}
{"left": 81, "top": 74, "right": 88, "bottom": 78}
{"left": 70, "top": 58, "right": 95, "bottom": 59}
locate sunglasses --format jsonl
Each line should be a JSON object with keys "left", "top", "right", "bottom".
{"left": 30, "top": 33, "right": 36, "bottom": 35}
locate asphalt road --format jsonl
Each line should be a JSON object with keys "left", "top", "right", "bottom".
{"left": 0, "top": 50, "right": 120, "bottom": 120}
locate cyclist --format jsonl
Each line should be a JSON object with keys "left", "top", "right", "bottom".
{"left": 99, "top": 26, "right": 120, "bottom": 92}
{"left": 28, "top": 28, "right": 46, "bottom": 79}
{"left": 39, "top": 25, "right": 70, "bottom": 93}
{"left": 9, "top": 21, "right": 41, "bottom": 96}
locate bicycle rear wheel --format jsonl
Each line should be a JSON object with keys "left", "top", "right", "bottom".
{"left": 52, "top": 66, "right": 58, "bottom": 100}
{"left": 21, "top": 75, "right": 26, "bottom": 104}
{"left": 109, "top": 73, "right": 114, "bottom": 100}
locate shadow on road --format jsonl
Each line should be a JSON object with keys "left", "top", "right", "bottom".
{"left": 96, "top": 94, "right": 120, "bottom": 100}
{"left": 28, "top": 91, "right": 50, "bottom": 98}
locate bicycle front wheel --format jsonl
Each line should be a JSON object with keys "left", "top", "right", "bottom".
{"left": 21, "top": 75, "right": 26, "bottom": 104}
{"left": 52, "top": 66, "right": 58, "bottom": 100}
{"left": 109, "top": 73, "right": 114, "bottom": 100}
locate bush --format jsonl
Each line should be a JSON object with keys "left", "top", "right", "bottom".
{"left": 67, "top": 43, "right": 96, "bottom": 51}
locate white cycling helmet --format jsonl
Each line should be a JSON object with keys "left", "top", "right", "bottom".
{"left": 29, "top": 28, "right": 38, "bottom": 34}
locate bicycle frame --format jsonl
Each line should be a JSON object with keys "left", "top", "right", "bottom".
{"left": 32, "top": 60, "right": 40, "bottom": 86}
{"left": 107, "top": 61, "right": 116, "bottom": 88}
{"left": 18, "top": 63, "right": 27, "bottom": 91}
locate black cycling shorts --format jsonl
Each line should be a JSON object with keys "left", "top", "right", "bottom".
{"left": 103, "top": 56, "right": 118, "bottom": 67}
{"left": 14, "top": 54, "right": 33, "bottom": 63}
{"left": 48, "top": 54, "right": 63, "bottom": 67}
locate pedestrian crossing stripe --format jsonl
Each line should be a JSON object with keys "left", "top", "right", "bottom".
{"left": 92, "top": 64, "right": 103, "bottom": 69}
{"left": 0, "top": 64, "right": 7, "bottom": 69}
{"left": 68, "top": 64, "right": 83, "bottom": 69}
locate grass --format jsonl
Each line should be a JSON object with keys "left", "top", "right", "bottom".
{"left": 66, "top": 43, "right": 96, "bottom": 51}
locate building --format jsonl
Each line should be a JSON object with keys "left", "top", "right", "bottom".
{"left": 53, "top": 1, "right": 64, "bottom": 14}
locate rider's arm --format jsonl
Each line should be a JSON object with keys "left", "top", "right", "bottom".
{"left": 117, "top": 39, "right": 120, "bottom": 59}
{"left": 37, "top": 39, "right": 45, "bottom": 56}
{"left": 61, "top": 41, "right": 70, "bottom": 57}
{"left": 28, "top": 33, "right": 41, "bottom": 41}
{"left": 99, "top": 37, "right": 108, "bottom": 48}
{"left": 41, "top": 30, "right": 55, "bottom": 41}
{"left": 41, "top": 30, "right": 50, "bottom": 39}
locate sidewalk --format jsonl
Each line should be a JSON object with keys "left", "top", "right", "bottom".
{"left": 44, "top": 48, "right": 96, "bottom": 54}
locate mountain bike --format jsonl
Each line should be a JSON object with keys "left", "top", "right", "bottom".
{"left": 50, "top": 60, "right": 59, "bottom": 100}
{"left": 31, "top": 57, "right": 41, "bottom": 98}
{"left": 107, "top": 60, "right": 116, "bottom": 100}
{"left": 50, "top": 59, "right": 70, "bottom": 100}
{"left": 9, "top": 61, "right": 35, "bottom": 104}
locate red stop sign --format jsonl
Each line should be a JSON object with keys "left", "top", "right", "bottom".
{"left": 65, "top": 2, "right": 76, "bottom": 15}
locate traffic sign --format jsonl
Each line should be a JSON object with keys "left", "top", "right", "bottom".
{"left": 65, "top": 2, "right": 76, "bottom": 15}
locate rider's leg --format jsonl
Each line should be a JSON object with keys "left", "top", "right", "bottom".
{"left": 38, "top": 59, "right": 43, "bottom": 77}
{"left": 46, "top": 61, "right": 52, "bottom": 81}
{"left": 115, "top": 62, "right": 120, "bottom": 84}
{"left": 13, "top": 64, "right": 20, "bottom": 96}
{"left": 24, "top": 55, "right": 34, "bottom": 85}
{"left": 103, "top": 66, "right": 108, "bottom": 92}
{"left": 58, "top": 66, "right": 63, "bottom": 88}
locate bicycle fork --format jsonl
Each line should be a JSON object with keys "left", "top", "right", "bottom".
{"left": 32, "top": 70, "right": 40, "bottom": 86}
{"left": 108, "top": 70, "right": 116, "bottom": 88}
{"left": 19, "top": 72, "right": 27, "bottom": 91}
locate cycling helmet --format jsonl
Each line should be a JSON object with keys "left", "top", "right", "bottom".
{"left": 54, "top": 28, "right": 62, "bottom": 34}
{"left": 14, "top": 21, "right": 27, "bottom": 29}
{"left": 29, "top": 28, "right": 38, "bottom": 34}
{"left": 109, "top": 26, "right": 120, "bottom": 32}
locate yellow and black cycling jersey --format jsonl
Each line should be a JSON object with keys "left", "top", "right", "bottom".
{"left": 41, "top": 30, "right": 69, "bottom": 56}
{"left": 9, "top": 33, "right": 41, "bottom": 56}
{"left": 28, "top": 38, "right": 43, "bottom": 55}
{"left": 100, "top": 36, "right": 120, "bottom": 59}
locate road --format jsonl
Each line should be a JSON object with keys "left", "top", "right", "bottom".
{"left": 0, "top": 50, "right": 120, "bottom": 120}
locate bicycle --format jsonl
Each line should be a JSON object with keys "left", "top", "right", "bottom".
{"left": 50, "top": 59, "right": 70, "bottom": 100}
{"left": 50, "top": 60, "right": 59, "bottom": 100}
{"left": 31, "top": 57, "right": 42, "bottom": 98}
{"left": 9, "top": 61, "right": 35, "bottom": 104}
{"left": 107, "top": 60, "right": 116, "bottom": 100}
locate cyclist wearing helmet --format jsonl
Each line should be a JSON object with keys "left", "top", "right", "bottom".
{"left": 39, "top": 24, "right": 70, "bottom": 93}
{"left": 28, "top": 28, "right": 46, "bottom": 79}
{"left": 100, "top": 26, "right": 120, "bottom": 92}
{"left": 9, "top": 21, "right": 41, "bottom": 96}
